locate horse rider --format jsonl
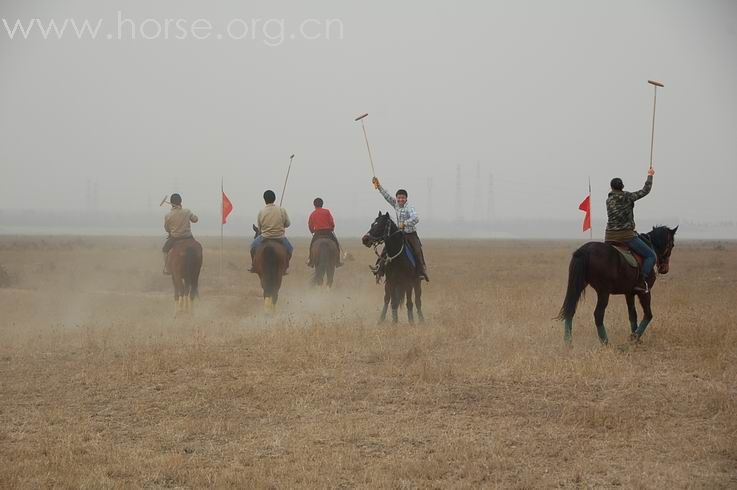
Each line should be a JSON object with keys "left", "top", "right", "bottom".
{"left": 371, "top": 176, "right": 429, "bottom": 281}
{"left": 307, "top": 197, "right": 343, "bottom": 267}
{"left": 249, "top": 190, "right": 293, "bottom": 273}
{"left": 605, "top": 168, "right": 656, "bottom": 293}
{"left": 162, "top": 193, "right": 198, "bottom": 275}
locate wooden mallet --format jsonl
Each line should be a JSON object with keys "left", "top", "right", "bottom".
{"left": 648, "top": 80, "right": 664, "bottom": 169}
{"left": 354, "top": 113, "right": 376, "bottom": 177}
{"left": 279, "top": 154, "right": 295, "bottom": 207}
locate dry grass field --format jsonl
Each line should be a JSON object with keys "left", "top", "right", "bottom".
{"left": 0, "top": 236, "right": 735, "bottom": 488}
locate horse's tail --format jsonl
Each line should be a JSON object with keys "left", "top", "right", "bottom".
{"left": 311, "top": 241, "right": 326, "bottom": 283}
{"left": 557, "top": 247, "right": 588, "bottom": 321}
{"left": 319, "top": 240, "right": 335, "bottom": 269}
{"left": 185, "top": 246, "right": 200, "bottom": 298}
{"left": 263, "top": 245, "right": 278, "bottom": 296}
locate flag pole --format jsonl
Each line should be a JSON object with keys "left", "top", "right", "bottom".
{"left": 588, "top": 176, "right": 593, "bottom": 240}
{"left": 220, "top": 177, "right": 224, "bottom": 286}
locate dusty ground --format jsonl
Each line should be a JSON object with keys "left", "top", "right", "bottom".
{"left": 0, "top": 236, "right": 735, "bottom": 488}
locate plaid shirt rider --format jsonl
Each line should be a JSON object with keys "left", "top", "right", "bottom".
{"left": 377, "top": 185, "right": 419, "bottom": 233}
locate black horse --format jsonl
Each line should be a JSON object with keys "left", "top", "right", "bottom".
{"left": 558, "top": 225, "right": 677, "bottom": 345}
{"left": 362, "top": 212, "right": 424, "bottom": 324}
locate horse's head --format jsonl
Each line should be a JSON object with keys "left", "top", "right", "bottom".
{"left": 648, "top": 225, "right": 678, "bottom": 274}
{"left": 362, "top": 212, "right": 395, "bottom": 248}
{"left": 252, "top": 224, "right": 261, "bottom": 240}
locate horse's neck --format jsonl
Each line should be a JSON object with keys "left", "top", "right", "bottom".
{"left": 385, "top": 230, "right": 403, "bottom": 255}
{"left": 644, "top": 231, "right": 662, "bottom": 255}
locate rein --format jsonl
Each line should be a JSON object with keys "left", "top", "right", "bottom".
{"left": 643, "top": 230, "right": 671, "bottom": 269}
{"left": 368, "top": 219, "right": 405, "bottom": 269}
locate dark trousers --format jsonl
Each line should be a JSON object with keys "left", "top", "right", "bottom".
{"left": 626, "top": 236, "right": 657, "bottom": 277}
{"left": 403, "top": 232, "right": 426, "bottom": 270}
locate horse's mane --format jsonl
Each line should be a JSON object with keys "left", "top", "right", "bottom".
{"left": 382, "top": 214, "right": 397, "bottom": 227}
{"left": 647, "top": 226, "right": 671, "bottom": 253}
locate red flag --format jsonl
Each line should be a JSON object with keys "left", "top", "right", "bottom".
{"left": 578, "top": 195, "right": 591, "bottom": 232}
{"left": 222, "top": 191, "right": 233, "bottom": 224}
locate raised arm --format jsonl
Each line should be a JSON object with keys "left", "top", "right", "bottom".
{"left": 189, "top": 211, "right": 199, "bottom": 223}
{"left": 628, "top": 169, "right": 654, "bottom": 201}
{"left": 373, "top": 177, "right": 396, "bottom": 207}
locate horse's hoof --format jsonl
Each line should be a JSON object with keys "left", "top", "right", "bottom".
{"left": 629, "top": 334, "right": 642, "bottom": 344}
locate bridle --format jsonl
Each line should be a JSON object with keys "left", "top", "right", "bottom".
{"left": 645, "top": 229, "right": 674, "bottom": 274}
{"left": 366, "top": 218, "right": 405, "bottom": 265}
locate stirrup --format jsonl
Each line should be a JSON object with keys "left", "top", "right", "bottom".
{"left": 633, "top": 280, "right": 649, "bottom": 293}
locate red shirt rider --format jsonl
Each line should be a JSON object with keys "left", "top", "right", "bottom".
{"left": 308, "top": 207, "right": 335, "bottom": 233}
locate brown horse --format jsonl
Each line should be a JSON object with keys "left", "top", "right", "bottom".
{"left": 310, "top": 236, "right": 339, "bottom": 288}
{"left": 166, "top": 238, "right": 202, "bottom": 314}
{"left": 252, "top": 225, "right": 288, "bottom": 312}
{"left": 362, "top": 212, "right": 424, "bottom": 324}
{"left": 558, "top": 225, "right": 677, "bottom": 345}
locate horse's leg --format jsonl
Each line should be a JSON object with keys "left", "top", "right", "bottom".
{"left": 633, "top": 292, "right": 653, "bottom": 340}
{"left": 262, "top": 283, "right": 273, "bottom": 313}
{"left": 315, "top": 259, "right": 324, "bottom": 286}
{"left": 327, "top": 262, "right": 335, "bottom": 288}
{"left": 593, "top": 290, "right": 610, "bottom": 345}
{"left": 406, "top": 286, "right": 414, "bottom": 325}
{"left": 379, "top": 283, "right": 389, "bottom": 324}
{"left": 182, "top": 276, "right": 192, "bottom": 313}
{"left": 625, "top": 293, "right": 638, "bottom": 335}
{"left": 390, "top": 286, "right": 400, "bottom": 324}
{"left": 415, "top": 280, "right": 424, "bottom": 322}
{"left": 310, "top": 262, "right": 318, "bottom": 286}
{"left": 171, "top": 276, "right": 178, "bottom": 301}
{"left": 186, "top": 282, "right": 192, "bottom": 313}
{"left": 171, "top": 275, "right": 181, "bottom": 315}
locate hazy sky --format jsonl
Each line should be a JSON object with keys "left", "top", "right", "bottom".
{"left": 1, "top": 0, "right": 736, "bottom": 230}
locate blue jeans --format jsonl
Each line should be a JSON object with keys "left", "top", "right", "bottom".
{"left": 626, "top": 236, "right": 656, "bottom": 277}
{"left": 250, "top": 236, "right": 293, "bottom": 255}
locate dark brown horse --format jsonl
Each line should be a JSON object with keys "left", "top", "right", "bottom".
{"left": 558, "top": 225, "right": 677, "bottom": 345}
{"left": 166, "top": 238, "right": 202, "bottom": 314}
{"left": 310, "top": 236, "right": 339, "bottom": 288}
{"left": 362, "top": 212, "right": 423, "bottom": 324}
{"left": 252, "top": 225, "right": 288, "bottom": 312}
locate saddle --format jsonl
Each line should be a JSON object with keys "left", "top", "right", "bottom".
{"left": 606, "top": 236, "right": 651, "bottom": 269}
